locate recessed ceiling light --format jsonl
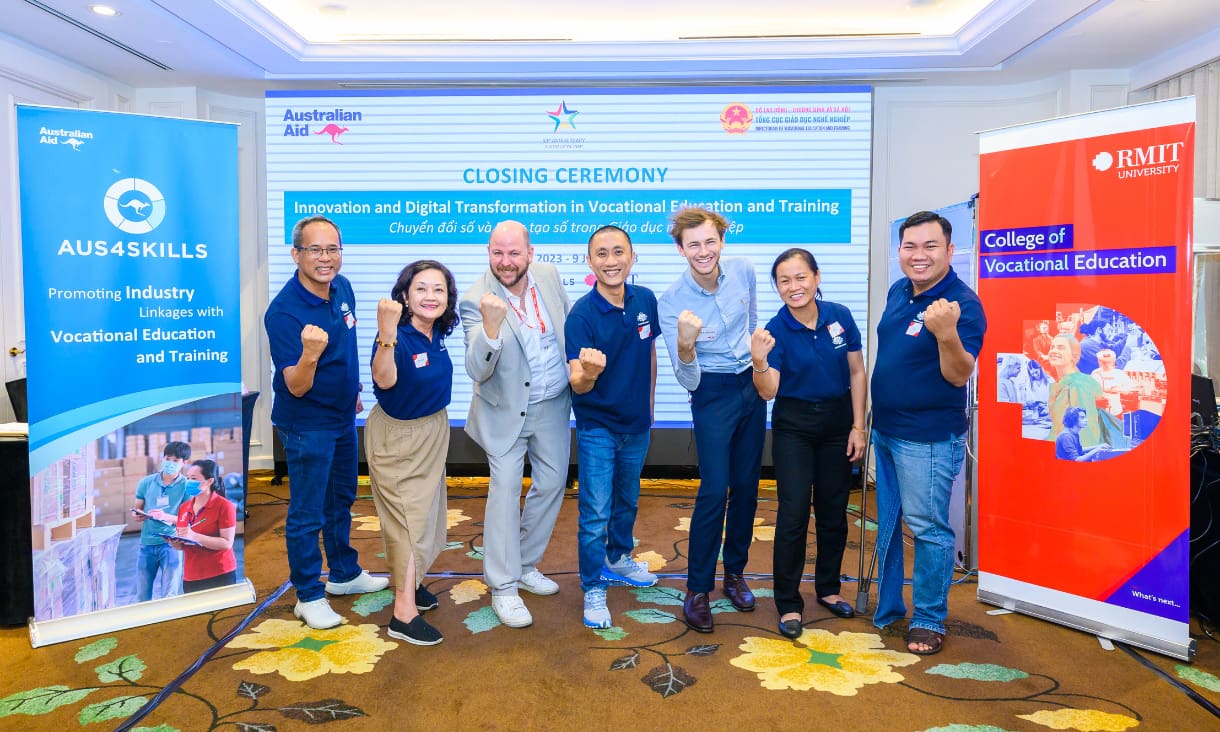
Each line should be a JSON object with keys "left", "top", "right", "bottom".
{"left": 89, "top": 4, "right": 120, "bottom": 16}
{"left": 319, "top": 3, "right": 347, "bottom": 14}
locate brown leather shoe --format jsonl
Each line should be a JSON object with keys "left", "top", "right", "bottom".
{"left": 722, "top": 574, "right": 755, "bottom": 611}
{"left": 683, "top": 591, "right": 714, "bottom": 633}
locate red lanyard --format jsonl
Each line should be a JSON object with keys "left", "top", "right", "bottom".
{"left": 507, "top": 286, "right": 547, "bottom": 335}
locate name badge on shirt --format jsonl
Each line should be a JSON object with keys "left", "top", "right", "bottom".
{"left": 541, "top": 330, "right": 557, "bottom": 349}
{"left": 344, "top": 313, "right": 356, "bottom": 329}
{"left": 906, "top": 321, "right": 923, "bottom": 337}
{"left": 156, "top": 493, "right": 170, "bottom": 508}
{"left": 827, "top": 321, "right": 844, "bottom": 338}
{"left": 413, "top": 352, "right": 429, "bottom": 368}
{"left": 698, "top": 326, "right": 719, "bottom": 342}
{"left": 638, "top": 323, "right": 651, "bottom": 339}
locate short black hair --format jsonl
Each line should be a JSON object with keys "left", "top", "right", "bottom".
{"left": 390, "top": 260, "right": 460, "bottom": 337}
{"left": 899, "top": 210, "right": 952, "bottom": 244}
{"left": 588, "top": 225, "right": 632, "bottom": 251}
{"left": 163, "top": 441, "right": 191, "bottom": 461}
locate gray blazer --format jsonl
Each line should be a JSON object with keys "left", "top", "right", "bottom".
{"left": 459, "top": 261, "right": 572, "bottom": 458}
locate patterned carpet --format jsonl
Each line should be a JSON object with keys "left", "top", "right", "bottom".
{"left": 1, "top": 471, "right": 1218, "bottom": 731}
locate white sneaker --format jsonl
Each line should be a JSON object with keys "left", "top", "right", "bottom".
{"left": 600, "top": 555, "right": 658, "bottom": 587}
{"left": 583, "top": 587, "right": 612, "bottom": 629}
{"left": 518, "top": 569, "right": 559, "bottom": 596}
{"left": 491, "top": 594, "right": 534, "bottom": 628}
{"left": 325, "top": 571, "right": 389, "bottom": 596}
{"left": 294, "top": 598, "right": 343, "bottom": 629}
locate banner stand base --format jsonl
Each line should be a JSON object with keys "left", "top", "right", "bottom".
{"left": 978, "top": 588, "right": 1197, "bottom": 661}
{"left": 28, "top": 579, "right": 257, "bottom": 648}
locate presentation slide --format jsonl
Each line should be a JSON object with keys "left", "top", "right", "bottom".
{"left": 265, "top": 85, "right": 872, "bottom": 426}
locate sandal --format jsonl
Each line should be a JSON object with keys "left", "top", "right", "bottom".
{"left": 905, "top": 627, "right": 944, "bottom": 655}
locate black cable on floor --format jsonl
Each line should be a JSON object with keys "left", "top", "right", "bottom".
{"left": 113, "top": 581, "right": 292, "bottom": 732}
{"left": 1116, "top": 641, "right": 1220, "bottom": 721}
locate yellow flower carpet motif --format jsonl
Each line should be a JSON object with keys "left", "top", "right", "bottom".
{"left": 228, "top": 619, "right": 397, "bottom": 682}
{"left": 634, "top": 550, "right": 667, "bottom": 572}
{"left": 731, "top": 629, "right": 919, "bottom": 696}
{"left": 447, "top": 508, "right": 471, "bottom": 529}
{"left": 1017, "top": 708, "right": 1140, "bottom": 731}
{"left": 351, "top": 515, "right": 380, "bottom": 533}
{"left": 674, "top": 517, "right": 774, "bottom": 542}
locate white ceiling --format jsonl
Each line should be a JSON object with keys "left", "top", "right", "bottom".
{"left": 5, "top": 0, "right": 1220, "bottom": 92}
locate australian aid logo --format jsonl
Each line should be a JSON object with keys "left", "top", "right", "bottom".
{"left": 281, "top": 108, "right": 364, "bottom": 143}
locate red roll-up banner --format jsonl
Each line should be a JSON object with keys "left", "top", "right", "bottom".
{"left": 976, "top": 98, "right": 1195, "bottom": 660}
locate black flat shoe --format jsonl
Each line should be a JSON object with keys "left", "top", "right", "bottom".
{"left": 816, "top": 597, "right": 856, "bottom": 618}
{"left": 415, "top": 585, "right": 439, "bottom": 612}
{"left": 778, "top": 618, "right": 803, "bottom": 639}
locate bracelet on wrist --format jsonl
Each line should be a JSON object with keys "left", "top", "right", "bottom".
{"left": 376, "top": 337, "right": 396, "bottom": 348}
{"left": 852, "top": 425, "right": 867, "bottom": 434}
{"left": 752, "top": 365, "right": 770, "bottom": 374}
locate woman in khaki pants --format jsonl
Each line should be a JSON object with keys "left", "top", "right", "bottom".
{"left": 366, "top": 260, "right": 458, "bottom": 645}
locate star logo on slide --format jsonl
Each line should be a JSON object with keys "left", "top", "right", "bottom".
{"left": 1092, "top": 151, "right": 1114, "bottom": 172}
{"left": 103, "top": 178, "right": 166, "bottom": 234}
{"left": 721, "top": 103, "right": 753, "bottom": 134}
{"left": 546, "top": 101, "right": 580, "bottom": 132}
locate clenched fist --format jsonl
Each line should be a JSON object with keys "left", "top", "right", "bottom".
{"left": 578, "top": 347, "right": 607, "bottom": 380}
{"left": 750, "top": 327, "right": 775, "bottom": 365}
{"left": 377, "top": 297, "right": 403, "bottom": 340}
{"left": 480, "top": 291, "right": 508, "bottom": 338}
{"left": 923, "top": 298, "right": 961, "bottom": 339}
{"left": 300, "top": 324, "right": 329, "bottom": 359}
{"left": 676, "top": 310, "right": 703, "bottom": 349}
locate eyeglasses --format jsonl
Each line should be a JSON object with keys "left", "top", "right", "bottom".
{"left": 295, "top": 245, "right": 343, "bottom": 258}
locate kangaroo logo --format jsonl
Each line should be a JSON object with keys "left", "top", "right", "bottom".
{"left": 64, "top": 137, "right": 85, "bottom": 151}
{"left": 120, "top": 199, "right": 151, "bottom": 215}
{"left": 314, "top": 124, "right": 349, "bottom": 144}
{"left": 103, "top": 178, "right": 166, "bottom": 234}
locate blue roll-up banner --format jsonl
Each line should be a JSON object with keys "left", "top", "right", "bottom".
{"left": 17, "top": 106, "right": 245, "bottom": 632}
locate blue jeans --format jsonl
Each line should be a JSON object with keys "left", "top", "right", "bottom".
{"left": 871, "top": 429, "right": 965, "bottom": 635}
{"left": 279, "top": 425, "right": 363, "bottom": 602}
{"left": 576, "top": 427, "right": 650, "bottom": 591}
{"left": 137, "top": 542, "right": 182, "bottom": 602}
{"left": 687, "top": 371, "right": 766, "bottom": 592}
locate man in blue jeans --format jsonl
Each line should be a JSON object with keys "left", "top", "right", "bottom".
{"left": 871, "top": 210, "right": 986, "bottom": 655}
{"left": 265, "top": 214, "right": 388, "bottom": 629}
{"left": 133, "top": 440, "right": 192, "bottom": 602}
{"left": 658, "top": 207, "right": 764, "bottom": 633}
{"left": 566, "top": 225, "right": 660, "bottom": 629}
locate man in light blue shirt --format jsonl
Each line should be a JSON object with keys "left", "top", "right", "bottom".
{"left": 658, "top": 207, "right": 765, "bottom": 633}
{"left": 133, "top": 441, "right": 192, "bottom": 602}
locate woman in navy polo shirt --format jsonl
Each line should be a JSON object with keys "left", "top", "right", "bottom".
{"left": 365, "top": 260, "right": 458, "bottom": 646}
{"left": 749, "top": 248, "right": 867, "bottom": 639}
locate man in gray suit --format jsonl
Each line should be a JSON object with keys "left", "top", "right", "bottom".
{"left": 460, "top": 220, "right": 572, "bottom": 629}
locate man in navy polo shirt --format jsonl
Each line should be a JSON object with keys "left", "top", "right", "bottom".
{"left": 265, "top": 214, "right": 388, "bottom": 630}
{"left": 871, "top": 210, "right": 987, "bottom": 656}
{"left": 566, "top": 225, "right": 660, "bottom": 629}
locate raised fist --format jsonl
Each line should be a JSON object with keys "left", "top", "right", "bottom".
{"left": 750, "top": 327, "right": 775, "bottom": 363}
{"left": 677, "top": 310, "right": 703, "bottom": 348}
{"left": 923, "top": 298, "right": 961, "bottom": 339}
{"left": 480, "top": 291, "right": 508, "bottom": 338}
{"left": 300, "top": 324, "right": 329, "bottom": 359}
{"left": 376, "top": 297, "right": 403, "bottom": 339}
{"left": 579, "top": 347, "right": 606, "bottom": 380}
